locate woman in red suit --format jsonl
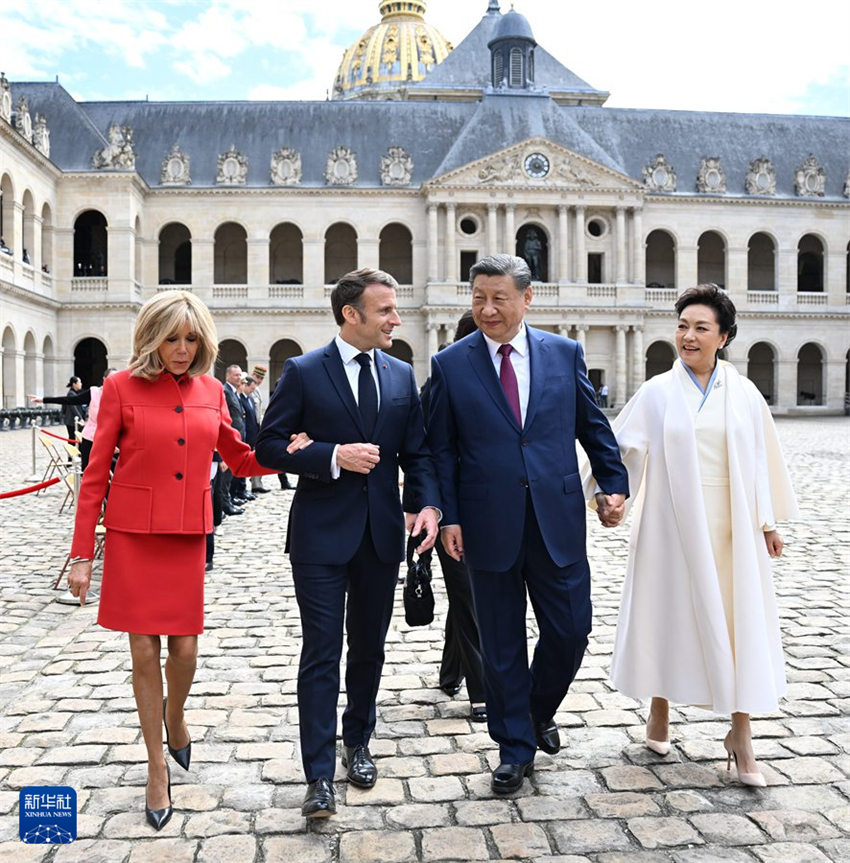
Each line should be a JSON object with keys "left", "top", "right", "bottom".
{"left": 68, "top": 290, "right": 276, "bottom": 830}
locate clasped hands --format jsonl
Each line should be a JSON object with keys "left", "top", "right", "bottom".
{"left": 284, "top": 431, "right": 380, "bottom": 474}
{"left": 595, "top": 492, "right": 626, "bottom": 528}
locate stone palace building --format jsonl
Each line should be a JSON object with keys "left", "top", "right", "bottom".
{"left": 1, "top": 0, "right": 849, "bottom": 411}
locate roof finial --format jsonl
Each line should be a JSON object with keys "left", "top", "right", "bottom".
{"left": 487, "top": 1, "right": 500, "bottom": 12}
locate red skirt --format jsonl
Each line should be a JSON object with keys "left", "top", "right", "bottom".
{"left": 97, "top": 531, "right": 206, "bottom": 635}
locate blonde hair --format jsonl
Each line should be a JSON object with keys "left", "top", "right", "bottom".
{"left": 129, "top": 290, "right": 218, "bottom": 380}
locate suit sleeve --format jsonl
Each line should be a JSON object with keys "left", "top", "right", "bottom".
{"left": 397, "top": 364, "right": 439, "bottom": 513}
{"left": 254, "top": 358, "right": 337, "bottom": 482}
{"left": 216, "top": 387, "right": 277, "bottom": 477}
{"left": 42, "top": 389, "right": 93, "bottom": 407}
{"left": 573, "top": 342, "right": 629, "bottom": 498}
{"left": 426, "top": 354, "right": 460, "bottom": 525}
{"left": 70, "top": 378, "right": 121, "bottom": 558}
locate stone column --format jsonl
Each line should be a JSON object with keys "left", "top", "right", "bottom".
{"left": 358, "top": 237, "right": 379, "bottom": 270}
{"left": 302, "top": 236, "right": 324, "bottom": 287}
{"left": 776, "top": 247, "right": 797, "bottom": 311}
{"left": 247, "top": 237, "right": 268, "bottom": 287}
{"left": 677, "top": 243, "right": 698, "bottom": 292}
{"left": 726, "top": 244, "right": 748, "bottom": 307}
{"left": 614, "top": 325, "right": 628, "bottom": 407}
{"left": 574, "top": 205, "right": 586, "bottom": 283}
{"left": 504, "top": 204, "right": 515, "bottom": 256}
{"left": 557, "top": 323, "right": 571, "bottom": 339}
{"left": 427, "top": 204, "right": 439, "bottom": 282}
{"left": 427, "top": 322, "right": 439, "bottom": 358}
{"left": 107, "top": 224, "right": 134, "bottom": 299}
{"left": 632, "top": 207, "right": 644, "bottom": 285}
{"left": 557, "top": 205, "right": 569, "bottom": 282}
{"left": 487, "top": 203, "right": 498, "bottom": 256}
{"left": 826, "top": 250, "right": 846, "bottom": 307}
{"left": 443, "top": 324, "right": 456, "bottom": 345}
{"left": 444, "top": 202, "right": 456, "bottom": 283}
{"left": 630, "top": 324, "right": 645, "bottom": 395}
{"left": 192, "top": 238, "right": 214, "bottom": 288}
{"left": 776, "top": 358, "right": 796, "bottom": 412}
{"left": 575, "top": 324, "right": 588, "bottom": 350}
{"left": 615, "top": 206, "right": 627, "bottom": 283}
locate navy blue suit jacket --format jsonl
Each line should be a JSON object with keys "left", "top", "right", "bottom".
{"left": 240, "top": 392, "right": 259, "bottom": 446}
{"left": 428, "top": 326, "right": 628, "bottom": 572}
{"left": 255, "top": 340, "right": 438, "bottom": 566}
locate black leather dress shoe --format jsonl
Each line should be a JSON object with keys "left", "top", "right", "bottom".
{"left": 253, "top": 487, "right": 271, "bottom": 494}
{"left": 223, "top": 504, "right": 244, "bottom": 516}
{"left": 440, "top": 681, "right": 462, "bottom": 697}
{"left": 231, "top": 497, "right": 248, "bottom": 506}
{"left": 470, "top": 705, "right": 488, "bottom": 723}
{"left": 342, "top": 744, "right": 377, "bottom": 788}
{"left": 534, "top": 719, "right": 561, "bottom": 754}
{"left": 301, "top": 777, "right": 335, "bottom": 818}
{"left": 491, "top": 761, "right": 534, "bottom": 794}
{"left": 242, "top": 492, "right": 257, "bottom": 501}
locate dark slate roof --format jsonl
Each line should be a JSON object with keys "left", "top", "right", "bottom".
{"left": 9, "top": 82, "right": 107, "bottom": 170}
{"left": 490, "top": 10, "right": 536, "bottom": 44}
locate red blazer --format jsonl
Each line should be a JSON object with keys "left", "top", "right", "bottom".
{"left": 71, "top": 369, "right": 275, "bottom": 558}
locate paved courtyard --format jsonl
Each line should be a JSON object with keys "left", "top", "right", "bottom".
{"left": 0, "top": 416, "right": 848, "bottom": 863}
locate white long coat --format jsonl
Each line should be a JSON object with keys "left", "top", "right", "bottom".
{"left": 591, "top": 361, "right": 797, "bottom": 714}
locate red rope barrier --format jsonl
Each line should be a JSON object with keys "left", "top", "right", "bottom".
{"left": 36, "top": 428, "right": 77, "bottom": 444}
{"left": 0, "top": 476, "right": 61, "bottom": 499}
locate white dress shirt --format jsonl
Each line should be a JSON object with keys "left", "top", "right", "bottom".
{"left": 481, "top": 323, "right": 531, "bottom": 425}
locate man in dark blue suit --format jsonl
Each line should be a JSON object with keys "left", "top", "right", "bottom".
{"left": 428, "top": 254, "right": 628, "bottom": 794}
{"left": 256, "top": 268, "right": 440, "bottom": 818}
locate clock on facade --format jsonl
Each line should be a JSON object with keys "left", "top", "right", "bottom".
{"left": 524, "top": 152, "right": 550, "bottom": 178}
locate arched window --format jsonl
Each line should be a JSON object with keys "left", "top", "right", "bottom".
{"left": 23, "top": 331, "right": 37, "bottom": 396}
{"left": 797, "top": 343, "right": 824, "bottom": 405}
{"left": 379, "top": 223, "right": 412, "bottom": 284}
{"left": 159, "top": 222, "right": 192, "bottom": 284}
{"left": 41, "top": 202, "right": 53, "bottom": 275}
{"left": 269, "top": 338, "right": 303, "bottom": 390}
{"left": 798, "top": 234, "right": 824, "bottom": 292}
{"left": 214, "top": 222, "right": 247, "bottom": 284}
{"left": 214, "top": 339, "right": 248, "bottom": 382}
{"left": 384, "top": 339, "right": 413, "bottom": 365}
{"left": 42, "top": 335, "right": 55, "bottom": 394}
{"left": 645, "top": 341, "right": 676, "bottom": 380}
{"left": 74, "top": 337, "right": 108, "bottom": 387}
{"left": 747, "top": 342, "right": 776, "bottom": 404}
{"left": 509, "top": 48, "right": 523, "bottom": 87}
{"left": 697, "top": 230, "right": 725, "bottom": 287}
{"left": 270, "top": 223, "right": 303, "bottom": 284}
{"left": 73, "top": 210, "right": 108, "bottom": 277}
{"left": 0, "top": 173, "right": 14, "bottom": 249}
{"left": 1, "top": 325, "right": 15, "bottom": 408}
{"left": 747, "top": 232, "right": 775, "bottom": 291}
{"left": 515, "top": 224, "right": 548, "bottom": 282}
{"left": 645, "top": 230, "right": 675, "bottom": 289}
{"left": 21, "top": 189, "right": 35, "bottom": 266}
{"left": 325, "top": 223, "right": 357, "bottom": 284}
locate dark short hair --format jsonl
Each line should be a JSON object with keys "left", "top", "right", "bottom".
{"left": 66, "top": 376, "right": 81, "bottom": 387}
{"left": 675, "top": 284, "right": 737, "bottom": 346}
{"left": 243, "top": 376, "right": 256, "bottom": 386}
{"left": 454, "top": 309, "right": 477, "bottom": 342}
{"left": 469, "top": 254, "right": 531, "bottom": 292}
{"left": 330, "top": 267, "right": 399, "bottom": 326}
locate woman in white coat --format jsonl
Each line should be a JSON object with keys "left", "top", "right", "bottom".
{"left": 600, "top": 285, "right": 797, "bottom": 787}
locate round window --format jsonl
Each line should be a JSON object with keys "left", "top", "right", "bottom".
{"left": 586, "top": 217, "right": 606, "bottom": 238}
{"left": 459, "top": 217, "right": 478, "bottom": 236}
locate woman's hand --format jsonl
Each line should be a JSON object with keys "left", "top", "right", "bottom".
{"left": 68, "top": 561, "right": 93, "bottom": 605}
{"left": 764, "top": 529, "right": 784, "bottom": 558}
{"left": 27, "top": 394, "right": 43, "bottom": 404}
{"left": 286, "top": 431, "right": 314, "bottom": 454}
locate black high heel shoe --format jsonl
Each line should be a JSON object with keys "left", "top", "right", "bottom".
{"left": 163, "top": 697, "right": 192, "bottom": 771}
{"left": 145, "top": 761, "right": 173, "bottom": 831}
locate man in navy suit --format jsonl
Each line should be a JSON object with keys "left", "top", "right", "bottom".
{"left": 428, "top": 254, "right": 628, "bottom": 794}
{"left": 256, "top": 268, "right": 440, "bottom": 818}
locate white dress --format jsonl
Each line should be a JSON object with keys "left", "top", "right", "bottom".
{"left": 592, "top": 361, "right": 798, "bottom": 714}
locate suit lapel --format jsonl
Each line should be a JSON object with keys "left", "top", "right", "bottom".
{"left": 466, "top": 331, "right": 520, "bottom": 430}
{"left": 523, "top": 326, "right": 549, "bottom": 431}
{"left": 322, "top": 341, "right": 365, "bottom": 435}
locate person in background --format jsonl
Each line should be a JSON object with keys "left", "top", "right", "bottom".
{"left": 248, "top": 364, "right": 272, "bottom": 493}
{"left": 594, "top": 284, "right": 797, "bottom": 787}
{"left": 67, "top": 290, "right": 277, "bottom": 830}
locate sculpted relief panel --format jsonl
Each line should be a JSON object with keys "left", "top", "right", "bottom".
{"left": 745, "top": 157, "right": 776, "bottom": 195}
{"left": 326, "top": 146, "right": 358, "bottom": 185}
{"left": 696, "top": 157, "right": 726, "bottom": 194}
{"left": 795, "top": 154, "right": 825, "bottom": 197}
{"left": 643, "top": 154, "right": 676, "bottom": 192}
{"left": 217, "top": 145, "right": 248, "bottom": 185}
{"left": 380, "top": 146, "right": 413, "bottom": 186}
{"left": 271, "top": 147, "right": 302, "bottom": 186}
{"left": 161, "top": 145, "right": 191, "bottom": 185}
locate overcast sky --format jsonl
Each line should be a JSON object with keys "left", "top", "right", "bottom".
{"left": 1, "top": 0, "right": 848, "bottom": 116}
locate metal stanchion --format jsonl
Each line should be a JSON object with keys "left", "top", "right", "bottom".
{"left": 25, "top": 424, "right": 39, "bottom": 483}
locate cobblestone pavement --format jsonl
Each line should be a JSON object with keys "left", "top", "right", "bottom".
{"left": 0, "top": 417, "right": 848, "bottom": 863}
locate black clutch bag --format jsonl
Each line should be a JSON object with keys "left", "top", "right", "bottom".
{"left": 403, "top": 533, "right": 434, "bottom": 627}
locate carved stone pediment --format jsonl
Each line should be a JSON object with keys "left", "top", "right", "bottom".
{"left": 217, "top": 145, "right": 247, "bottom": 185}
{"left": 643, "top": 154, "right": 676, "bottom": 192}
{"left": 746, "top": 157, "right": 775, "bottom": 195}
{"left": 14, "top": 96, "right": 32, "bottom": 143}
{"left": 32, "top": 113, "right": 49, "bottom": 157}
{"left": 161, "top": 145, "right": 190, "bottom": 185}
{"left": 326, "top": 146, "right": 358, "bottom": 185}
{"left": 380, "top": 146, "right": 413, "bottom": 186}
{"left": 271, "top": 147, "right": 302, "bottom": 185}
{"left": 696, "top": 156, "right": 726, "bottom": 194}
{"left": 0, "top": 73, "right": 11, "bottom": 124}
{"left": 427, "top": 137, "right": 639, "bottom": 191}
{"left": 795, "top": 154, "right": 825, "bottom": 197}
{"left": 93, "top": 123, "right": 136, "bottom": 170}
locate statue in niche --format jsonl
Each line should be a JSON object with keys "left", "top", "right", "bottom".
{"left": 0, "top": 73, "right": 11, "bottom": 123}
{"left": 478, "top": 153, "right": 521, "bottom": 183}
{"left": 270, "top": 147, "right": 302, "bottom": 185}
{"left": 795, "top": 154, "right": 825, "bottom": 197}
{"left": 380, "top": 146, "right": 412, "bottom": 186}
{"left": 92, "top": 123, "right": 136, "bottom": 169}
{"left": 642, "top": 154, "right": 676, "bottom": 192}
{"left": 696, "top": 156, "right": 726, "bottom": 193}
{"left": 216, "top": 145, "right": 248, "bottom": 185}
{"left": 325, "top": 146, "right": 358, "bottom": 185}
{"left": 33, "top": 113, "right": 50, "bottom": 157}
{"left": 14, "top": 95, "right": 32, "bottom": 142}
{"left": 745, "top": 157, "right": 776, "bottom": 195}
{"left": 521, "top": 227, "right": 544, "bottom": 280}
{"left": 161, "top": 144, "right": 190, "bottom": 185}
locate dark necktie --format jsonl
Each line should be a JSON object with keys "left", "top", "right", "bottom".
{"left": 355, "top": 352, "right": 378, "bottom": 437}
{"left": 498, "top": 343, "right": 522, "bottom": 426}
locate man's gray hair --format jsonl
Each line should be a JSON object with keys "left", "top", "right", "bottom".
{"left": 469, "top": 254, "right": 532, "bottom": 292}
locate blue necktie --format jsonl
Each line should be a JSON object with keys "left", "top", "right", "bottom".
{"left": 355, "top": 353, "right": 377, "bottom": 437}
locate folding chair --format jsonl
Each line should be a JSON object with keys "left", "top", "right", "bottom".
{"left": 37, "top": 431, "right": 71, "bottom": 491}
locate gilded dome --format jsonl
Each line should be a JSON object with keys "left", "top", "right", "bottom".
{"left": 332, "top": 2, "right": 453, "bottom": 100}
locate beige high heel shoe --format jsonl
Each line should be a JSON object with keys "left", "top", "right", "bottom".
{"left": 723, "top": 731, "right": 766, "bottom": 787}
{"left": 644, "top": 710, "right": 670, "bottom": 755}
